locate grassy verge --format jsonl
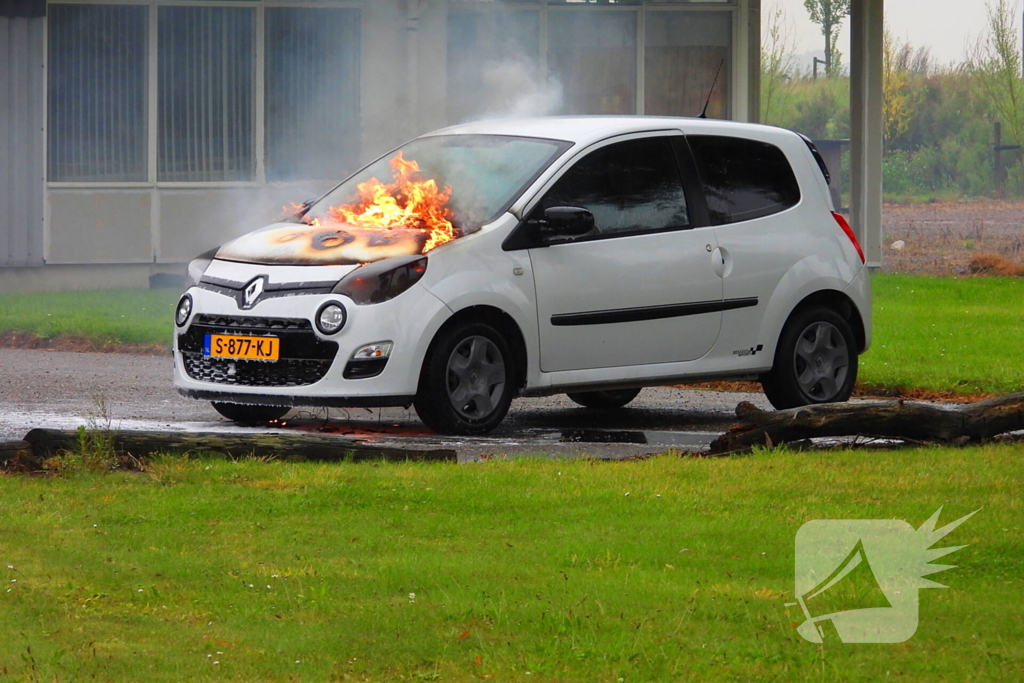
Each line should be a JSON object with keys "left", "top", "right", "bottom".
{"left": 860, "top": 274, "right": 1024, "bottom": 395}
{"left": 1, "top": 275, "right": 1022, "bottom": 396}
{"left": 0, "top": 289, "right": 178, "bottom": 348}
{"left": 1, "top": 449, "right": 1021, "bottom": 681}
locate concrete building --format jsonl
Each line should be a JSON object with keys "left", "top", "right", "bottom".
{"left": 0, "top": 0, "right": 883, "bottom": 292}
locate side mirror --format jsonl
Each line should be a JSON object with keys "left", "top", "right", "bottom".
{"left": 530, "top": 206, "right": 595, "bottom": 238}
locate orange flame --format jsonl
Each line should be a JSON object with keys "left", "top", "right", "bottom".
{"left": 320, "top": 152, "right": 457, "bottom": 253}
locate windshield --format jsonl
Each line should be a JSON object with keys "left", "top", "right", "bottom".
{"left": 215, "top": 134, "right": 570, "bottom": 267}
{"left": 306, "top": 134, "right": 571, "bottom": 234}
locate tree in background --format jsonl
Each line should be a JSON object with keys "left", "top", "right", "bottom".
{"left": 882, "top": 27, "right": 923, "bottom": 150}
{"left": 968, "top": 0, "right": 1024, "bottom": 151}
{"left": 761, "top": 2, "right": 797, "bottom": 124}
{"left": 803, "top": 0, "right": 850, "bottom": 76}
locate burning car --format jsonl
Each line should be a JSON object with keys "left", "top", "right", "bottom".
{"left": 174, "top": 116, "right": 871, "bottom": 435}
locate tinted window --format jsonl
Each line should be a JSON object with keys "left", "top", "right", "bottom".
{"left": 533, "top": 137, "right": 689, "bottom": 237}
{"left": 687, "top": 136, "right": 800, "bottom": 225}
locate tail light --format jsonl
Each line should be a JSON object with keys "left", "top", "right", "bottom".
{"left": 832, "top": 212, "right": 865, "bottom": 264}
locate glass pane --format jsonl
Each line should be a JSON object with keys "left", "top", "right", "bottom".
{"left": 687, "top": 136, "right": 800, "bottom": 225}
{"left": 645, "top": 11, "right": 730, "bottom": 118}
{"left": 548, "top": 11, "right": 637, "bottom": 115}
{"left": 48, "top": 5, "right": 148, "bottom": 182}
{"left": 447, "top": 9, "right": 542, "bottom": 122}
{"left": 534, "top": 137, "right": 689, "bottom": 235}
{"left": 158, "top": 6, "right": 255, "bottom": 182}
{"left": 265, "top": 7, "right": 361, "bottom": 182}
{"left": 308, "top": 135, "right": 571, "bottom": 233}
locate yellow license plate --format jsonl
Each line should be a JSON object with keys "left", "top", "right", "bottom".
{"left": 204, "top": 334, "right": 280, "bottom": 361}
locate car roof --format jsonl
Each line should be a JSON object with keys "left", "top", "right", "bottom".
{"left": 424, "top": 116, "right": 795, "bottom": 147}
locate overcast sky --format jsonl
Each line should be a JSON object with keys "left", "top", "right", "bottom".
{"left": 772, "top": 0, "right": 1018, "bottom": 67}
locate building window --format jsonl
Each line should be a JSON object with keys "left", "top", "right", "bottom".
{"left": 47, "top": 4, "right": 148, "bottom": 182}
{"left": 157, "top": 6, "right": 255, "bottom": 182}
{"left": 645, "top": 12, "right": 731, "bottom": 118}
{"left": 265, "top": 7, "right": 361, "bottom": 182}
{"left": 447, "top": 8, "right": 541, "bottom": 122}
{"left": 446, "top": 3, "right": 733, "bottom": 119}
{"left": 548, "top": 10, "right": 637, "bottom": 115}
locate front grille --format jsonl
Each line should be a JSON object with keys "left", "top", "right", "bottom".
{"left": 192, "top": 314, "right": 311, "bottom": 331}
{"left": 178, "top": 315, "right": 338, "bottom": 387}
{"left": 182, "top": 355, "right": 332, "bottom": 387}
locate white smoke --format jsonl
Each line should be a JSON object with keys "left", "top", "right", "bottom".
{"left": 473, "top": 57, "right": 564, "bottom": 120}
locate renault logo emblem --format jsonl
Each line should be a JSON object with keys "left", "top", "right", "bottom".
{"left": 241, "top": 276, "right": 266, "bottom": 309}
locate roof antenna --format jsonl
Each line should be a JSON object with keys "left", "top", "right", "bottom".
{"left": 698, "top": 59, "right": 725, "bottom": 119}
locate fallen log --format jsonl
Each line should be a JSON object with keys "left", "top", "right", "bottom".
{"left": 710, "top": 392, "right": 1024, "bottom": 454}
{"left": 0, "top": 440, "right": 38, "bottom": 472}
{"left": 22, "top": 429, "right": 456, "bottom": 464}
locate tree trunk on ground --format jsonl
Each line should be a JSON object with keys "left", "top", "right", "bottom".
{"left": 12, "top": 429, "right": 455, "bottom": 466}
{"left": 710, "top": 393, "right": 1024, "bottom": 454}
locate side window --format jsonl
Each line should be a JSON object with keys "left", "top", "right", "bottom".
{"left": 532, "top": 137, "right": 689, "bottom": 237}
{"left": 686, "top": 135, "right": 801, "bottom": 226}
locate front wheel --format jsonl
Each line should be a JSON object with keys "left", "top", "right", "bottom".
{"left": 566, "top": 388, "right": 642, "bottom": 409}
{"left": 414, "top": 322, "right": 516, "bottom": 435}
{"left": 211, "top": 402, "right": 290, "bottom": 425}
{"left": 761, "top": 306, "right": 858, "bottom": 410}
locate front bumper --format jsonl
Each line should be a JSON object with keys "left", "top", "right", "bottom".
{"left": 173, "top": 283, "right": 451, "bottom": 406}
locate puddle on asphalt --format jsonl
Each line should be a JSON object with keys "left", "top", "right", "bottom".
{"left": 561, "top": 429, "right": 648, "bottom": 444}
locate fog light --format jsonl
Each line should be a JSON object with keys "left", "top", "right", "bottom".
{"left": 351, "top": 341, "right": 393, "bottom": 360}
{"left": 175, "top": 294, "right": 192, "bottom": 327}
{"left": 344, "top": 341, "right": 393, "bottom": 380}
{"left": 315, "top": 302, "right": 347, "bottom": 335}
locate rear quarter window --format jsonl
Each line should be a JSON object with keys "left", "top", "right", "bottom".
{"left": 686, "top": 135, "right": 801, "bottom": 226}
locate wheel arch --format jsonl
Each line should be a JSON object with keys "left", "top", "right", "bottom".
{"left": 420, "top": 305, "right": 529, "bottom": 393}
{"left": 782, "top": 289, "right": 867, "bottom": 355}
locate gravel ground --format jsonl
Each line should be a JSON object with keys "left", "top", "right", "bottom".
{"left": 0, "top": 348, "right": 771, "bottom": 460}
{"left": 881, "top": 200, "right": 1024, "bottom": 274}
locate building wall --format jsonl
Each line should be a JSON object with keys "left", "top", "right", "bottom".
{"left": 0, "top": 13, "right": 45, "bottom": 267}
{"left": 2, "top": 0, "right": 757, "bottom": 292}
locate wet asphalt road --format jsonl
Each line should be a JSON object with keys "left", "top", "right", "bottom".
{"left": 0, "top": 348, "right": 770, "bottom": 460}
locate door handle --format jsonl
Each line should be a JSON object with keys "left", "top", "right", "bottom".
{"left": 711, "top": 246, "right": 733, "bottom": 278}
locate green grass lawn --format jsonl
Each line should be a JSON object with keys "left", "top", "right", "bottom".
{"left": 0, "top": 288, "right": 178, "bottom": 348}
{"left": 862, "top": 275, "right": 1024, "bottom": 395}
{"left": 0, "top": 449, "right": 1020, "bottom": 681}
{"left": 1, "top": 274, "right": 1023, "bottom": 394}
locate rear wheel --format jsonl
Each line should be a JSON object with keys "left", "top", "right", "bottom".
{"left": 414, "top": 322, "right": 515, "bottom": 435}
{"left": 761, "top": 306, "right": 857, "bottom": 410}
{"left": 211, "top": 402, "right": 290, "bottom": 425}
{"left": 566, "top": 388, "right": 642, "bottom": 409}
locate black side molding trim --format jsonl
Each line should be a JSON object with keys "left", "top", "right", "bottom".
{"left": 551, "top": 297, "right": 758, "bottom": 327}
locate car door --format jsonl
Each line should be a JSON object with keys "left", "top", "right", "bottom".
{"left": 518, "top": 134, "right": 724, "bottom": 373}
{"left": 683, "top": 134, "right": 806, "bottom": 349}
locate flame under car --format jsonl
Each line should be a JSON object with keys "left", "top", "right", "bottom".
{"left": 174, "top": 117, "right": 871, "bottom": 435}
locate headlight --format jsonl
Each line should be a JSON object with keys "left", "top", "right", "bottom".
{"left": 175, "top": 294, "right": 193, "bottom": 327}
{"left": 184, "top": 247, "right": 219, "bottom": 289}
{"left": 315, "top": 301, "right": 348, "bottom": 335}
{"left": 332, "top": 255, "right": 427, "bottom": 305}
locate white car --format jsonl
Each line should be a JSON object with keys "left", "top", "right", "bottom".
{"left": 174, "top": 116, "right": 871, "bottom": 435}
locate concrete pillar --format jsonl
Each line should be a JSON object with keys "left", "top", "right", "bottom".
{"left": 849, "top": 0, "right": 884, "bottom": 268}
{"left": 746, "top": 0, "right": 761, "bottom": 123}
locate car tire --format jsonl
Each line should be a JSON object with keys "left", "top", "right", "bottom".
{"left": 761, "top": 306, "right": 858, "bottom": 410}
{"left": 566, "top": 388, "right": 642, "bottom": 409}
{"left": 211, "top": 402, "right": 290, "bottom": 425}
{"left": 414, "top": 322, "right": 516, "bottom": 435}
